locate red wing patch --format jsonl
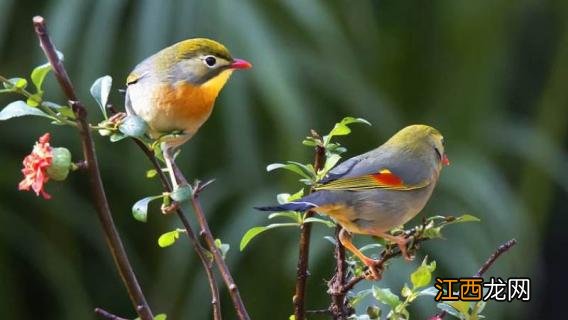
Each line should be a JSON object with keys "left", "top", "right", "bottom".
{"left": 371, "top": 169, "right": 404, "bottom": 187}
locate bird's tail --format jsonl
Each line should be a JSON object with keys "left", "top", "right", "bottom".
{"left": 254, "top": 201, "right": 317, "bottom": 212}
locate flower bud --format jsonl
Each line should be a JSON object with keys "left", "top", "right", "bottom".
{"left": 46, "top": 147, "right": 72, "bottom": 181}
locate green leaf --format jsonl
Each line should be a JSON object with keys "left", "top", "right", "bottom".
{"left": 319, "top": 153, "right": 341, "bottom": 178}
{"left": 268, "top": 211, "right": 302, "bottom": 223}
{"left": 266, "top": 162, "right": 315, "bottom": 180}
{"left": 323, "top": 116, "right": 371, "bottom": 145}
{"left": 422, "top": 226, "right": 442, "bottom": 239}
{"left": 418, "top": 286, "right": 439, "bottom": 297}
{"left": 359, "top": 243, "right": 383, "bottom": 253}
{"left": 454, "top": 214, "right": 481, "bottom": 223}
{"left": 449, "top": 301, "right": 471, "bottom": 319}
{"left": 110, "top": 132, "right": 127, "bottom": 142}
{"left": 276, "top": 193, "right": 291, "bottom": 204}
{"left": 158, "top": 230, "right": 181, "bottom": 248}
{"left": 372, "top": 287, "right": 401, "bottom": 309}
{"left": 304, "top": 217, "right": 335, "bottom": 227}
{"left": 410, "top": 258, "right": 436, "bottom": 289}
{"left": 119, "top": 114, "right": 148, "bottom": 137}
{"left": 350, "top": 289, "right": 373, "bottom": 307}
{"left": 3, "top": 77, "right": 28, "bottom": 90}
{"left": 132, "top": 195, "right": 163, "bottom": 222}
{"left": 0, "top": 101, "right": 51, "bottom": 121}
{"left": 146, "top": 169, "right": 158, "bottom": 178}
{"left": 170, "top": 185, "right": 192, "bottom": 202}
{"left": 215, "top": 239, "right": 230, "bottom": 259}
{"left": 31, "top": 63, "right": 51, "bottom": 92}
{"left": 240, "top": 223, "right": 299, "bottom": 251}
{"left": 90, "top": 75, "right": 112, "bottom": 119}
{"left": 154, "top": 314, "right": 167, "bottom": 320}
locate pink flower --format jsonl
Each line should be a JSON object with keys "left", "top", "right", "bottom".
{"left": 18, "top": 133, "right": 53, "bottom": 199}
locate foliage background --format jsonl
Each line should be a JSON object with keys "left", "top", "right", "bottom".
{"left": 0, "top": 0, "right": 566, "bottom": 319}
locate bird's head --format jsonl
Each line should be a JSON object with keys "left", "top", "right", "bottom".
{"left": 387, "top": 124, "right": 450, "bottom": 169}
{"left": 156, "top": 38, "right": 251, "bottom": 87}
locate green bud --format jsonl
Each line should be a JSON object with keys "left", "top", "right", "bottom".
{"left": 119, "top": 114, "right": 148, "bottom": 138}
{"left": 46, "top": 147, "right": 72, "bottom": 181}
{"left": 170, "top": 185, "right": 192, "bottom": 202}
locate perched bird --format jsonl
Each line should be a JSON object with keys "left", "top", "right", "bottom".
{"left": 125, "top": 38, "right": 251, "bottom": 187}
{"left": 256, "top": 125, "right": 449, "bottom": 278}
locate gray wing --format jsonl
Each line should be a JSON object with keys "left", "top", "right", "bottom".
{"left": 320, "top": 146, "right": 432, "bottom": 186}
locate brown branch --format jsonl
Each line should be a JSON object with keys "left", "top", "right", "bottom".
{"left": 327, "top": 226, "right": 351, "bottom": 319}
{"left": 338, "top": 237, "right": 430, "bottom": 298}
{"left": 188, "top": 181, "right": 251, "bottom": 320}
{"left": 94, "top": 308, "right": 128, "bottom": 320}
{"left": 133, "top": 140, "right": 223, "bottom": 320}
{"left": 431, "top": 238, "right": 517, "bottom": 320}
{"left": 294, "top": 140, "right": 326, "bottom": 320}
{"left": 32, "top": 16, "right": 154, "bottom": 320}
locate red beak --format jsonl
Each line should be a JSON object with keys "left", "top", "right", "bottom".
{"left": 230, "top": 58, "right": 252, "bottom": 70}
{"left": 442, "top": 154, "right": 450, "bottom": 166}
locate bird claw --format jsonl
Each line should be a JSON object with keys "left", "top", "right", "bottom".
{"left": 363, "top": 259, "right": 384, "bottom": 281}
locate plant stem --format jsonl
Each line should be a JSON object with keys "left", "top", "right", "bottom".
{"left": 294, "top": 143, "right": 326, "bottom": 320}
{"left": 133, "top": 139, "right": 223, "bottom": 320}
{"left": 189, "top": 181, "right": 251, "bottom": 320}
{"left": 94, "top": 308, "right": 129, "bottom": 320}
{"left": 32, "top": 16, "right": 154, "bottom": 320}
{"left": 328, "top": 226, "right": 350, "bottom": 319}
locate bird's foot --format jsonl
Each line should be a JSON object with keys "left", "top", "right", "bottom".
{"left": 395, "top": 236, "right": 415, "bottom": 261}
{"left": 362, "top": 258, "right": 384, "bottom": 281}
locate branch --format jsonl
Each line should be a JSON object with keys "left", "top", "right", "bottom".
{"left": 32, "top": 16, "right": 154, "bottom": 320}
{"left": 188, "top": 180, "right": 251, "bottom": 320}
{"left": 339, "top": 236, "right": 431, "bottom": 297}
{"left": 327, "top": 226, "right": 351, "bottom": 319}
{"left": 431, "top": 238, "right": 517, "bottom": 320}
{"left": 133, "top": 141, "right": 222, "bottom": 320}
{"left": 294, "top": 140, "right": 326, "bottom": 320}
{"left": 94, "top": 308, "right": 129, "bottom": 320}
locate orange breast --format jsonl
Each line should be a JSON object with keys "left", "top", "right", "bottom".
{"left": 149, "top": 70, "right": 233, "bottom": 135}
{"left": 154, "top": 83, "right": 213, "bottom": 123}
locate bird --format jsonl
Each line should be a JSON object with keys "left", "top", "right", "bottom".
{"left": 256, "top": 125, "right": 450, "bottom": 278}
{"left": 125, "top": 38, "right": 251, "bottom": 188}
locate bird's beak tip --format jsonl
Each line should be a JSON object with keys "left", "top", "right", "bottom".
{"left": 231, "top": 58, "right": 252, "bottom": 70}
{"left": 442, "top": 154, "right": 450, "bottom": 166}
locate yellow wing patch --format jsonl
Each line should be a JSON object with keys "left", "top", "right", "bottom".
{"left": 314, "top": 168, "right": 430, "bottom": 191}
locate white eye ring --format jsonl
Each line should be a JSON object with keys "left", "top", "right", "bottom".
{"left": 203, "top": 55, "right": 217, "bottom": 68}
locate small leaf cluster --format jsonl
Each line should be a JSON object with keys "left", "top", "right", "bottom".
{"left": 240, "top": 117, "right": 371, "bottom": 251}
{"left": 0, "top": 53, "right": 78, "bottom": 126}
{"left": 349, "top": 258, "right": 438, "bottom": 320}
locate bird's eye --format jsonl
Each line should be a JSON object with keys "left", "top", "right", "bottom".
{"left": 434, "top": 147, "right": 442, "bottom": 160}
{"left": 204, "top": 56, "right": 217, "bottom": 67}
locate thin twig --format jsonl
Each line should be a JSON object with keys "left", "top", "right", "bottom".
{"left": 431, "top": 238, "right": 517, "bottom": 320}
{"left": 188, "top": 180, "right": 251, "bottom": 320}
{"left": 32, "top": 16, "right": 154, "bottom": 320}
{"left": 133, "top": 140, "right": 223, "bottom": 320}
{"left": 94, "top": 308, "right": 129, "bottom": 320}
{"left": 339, "top": 237, "right": 429, "bottom": 296}
{"left": 294, "top": 142, "right": 326, "bottom": 320}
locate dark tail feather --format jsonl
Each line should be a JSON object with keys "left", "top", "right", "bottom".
{"left": 254, "top": 201, "right": 317, "bottom": 212}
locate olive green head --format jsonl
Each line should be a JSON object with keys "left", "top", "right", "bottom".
{"left": 386, "top": 124, "right": 449, "bottom": 167}
{"left": 129, "top": 38, "right": 251, "bottom": 85}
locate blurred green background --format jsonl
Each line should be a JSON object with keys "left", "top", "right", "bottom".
{"left": 1, "top": 0, "right": 566, "bottom": 319}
